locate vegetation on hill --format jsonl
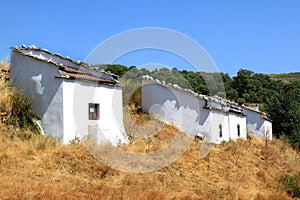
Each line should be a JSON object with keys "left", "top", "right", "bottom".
{"left": 0, "top": 60, "right": 38, "bottom": 139}
{"left": 97, "top": 64, "right": 300, "bottom": 150}
{"left": 0, "top": 60, "right": 299, "bottom": 199}
{"left": 269, "top": 72, "right": 300, "bottom": 82}
{"left": 0, "top": 98, "right": 299, "bottom": 199}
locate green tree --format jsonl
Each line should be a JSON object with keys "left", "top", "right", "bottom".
{"left": 266, "top": 81, "right": 300, "bottom": 149}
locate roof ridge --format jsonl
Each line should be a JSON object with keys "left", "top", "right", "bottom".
{"left": 11, "top": 45, "right": 118, "bottom": 78}
{"left": 12, "top": 45, "right": 119, "bottom": 86}
{"left": 141, "top": 75, "right": 244, "bottom": 114}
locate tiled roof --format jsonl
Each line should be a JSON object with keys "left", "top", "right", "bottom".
{"left": 62, "top": 66, "right": 89, "bottom": 75}
{"left": 12, "top": 45, "right": 119, "bottom": 85}
{"left": 142, "top": 75, "right": 244, "bottom": 115}
{"left": 57, "top": 66, "right": 117, "bottom": 84}
{"left": 261, "top": 113, "right": 272, "bottom": 121}
{"left": 242, "top": 105, "right": 272, "bottom": 121}
{"left": 142, "top": 75, "right": 271, "bottom": 120}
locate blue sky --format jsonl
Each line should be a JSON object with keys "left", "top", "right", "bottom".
{"left": 0, "top": 0, "right": 299, "bottom": 75}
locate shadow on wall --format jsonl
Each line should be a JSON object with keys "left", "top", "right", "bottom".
{"left": 10, "top": 53, "right": 63, "bottom": 118}
{"left": 142, "top": 82, "right": 211, "bottom": 138}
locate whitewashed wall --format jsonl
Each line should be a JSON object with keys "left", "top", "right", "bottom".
{"left": 142, "top": 80, "right": 247, "bottom": 144}
{"left": 142, "top": 80, "right": 208, "bottom": 137}
{"left": 243, "top": 107, "right": 272, "bottom": 139}
{"left": 228, "top": 113, "right": 247, "bottom": 140}
{"left": 10, "top": 50, "right": 127, "bottom": 145}
{"left": 210, "top": 110, "right": 229, "bottom": 143}
{"left": 263, "top": 120, "right": 273, "bottom": 140}
{"left": 10, "top": 51, "right": 64, "bottom": 140}
{"left": 63, "top": 80, "right": 127, "bottom": 145}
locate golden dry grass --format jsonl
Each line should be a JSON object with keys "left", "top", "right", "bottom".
{"left": 1, "top": 123, "right": 299, "bottom": 199}
{"left": 0, "top": 61, "right": 299, "bottom": 199}
{"left": 0, "top": 60, "right": 12, "bottom": 118}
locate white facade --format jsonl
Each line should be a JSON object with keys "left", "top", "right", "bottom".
{"left": 142, "top": 80, "right": 247, "bottom": 144}
{"left": 228, "top": 113, "right": 247, "bottom": 140}
{"left": 10, "top": 46, "right": 127, "bottom": 145}
{"left": 63, "top": 80, "right": 125, "bottom": 144}
{"left": 242, "top": 107, "right": 272, "bottom": 140}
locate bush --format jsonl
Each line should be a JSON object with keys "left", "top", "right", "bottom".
{"left": 0, "top": 82, "right": 37, "bottom": 129}
{"left": 279, "top": 171, "right": 300, "bottom": 198}
{"left": 9, "top": 89, "right": 37, "bottom": 128}
{"left": 0, "top": 63, "right": 39, "bottom": 139}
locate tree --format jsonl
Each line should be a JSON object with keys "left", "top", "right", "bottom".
{"left": 233, "top": 69, "right": 255, "bottom": 97}
{"left": 92, "top": 63, "right": 300, "bottom": 149}
{"left": 266, "top": 81, "right": 300, "bottom": 149}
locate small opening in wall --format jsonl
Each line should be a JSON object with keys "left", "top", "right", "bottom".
{"left": 89, "top": 103, "right": 99, "bottom": 120}
{"left": 219, "top": 124, "right": 222, "bottom": 138}
{"left": 203, "top": 100, "right": 211, "bottom": 109}
{"left": 237, "top": 124, "right": 240, "bottom": 137}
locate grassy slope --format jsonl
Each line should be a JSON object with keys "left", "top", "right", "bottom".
{"left": 0, "top": 123, "right": 299, "bottom": 199}
{"left": 0, "top": 61, "right": 299, "bottom": 200}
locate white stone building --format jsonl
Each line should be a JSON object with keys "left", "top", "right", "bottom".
{"left": 242, "top": 106, "right": 273, "bottom": 140}
{"left": 10, "top": 45, "right": 127, "bottom": 145}
{"left": 141, "top": 78, "right": 248, "bottom": 144}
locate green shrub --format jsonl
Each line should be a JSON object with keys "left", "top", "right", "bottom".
{"left": 279, "top": 171, "right": 300, "bottom": 198}
{"left": 0, "top": 78, "right": 39, "bottom": 139}
{"left": 9, "top": 89, "right": 37, "bottom": 128}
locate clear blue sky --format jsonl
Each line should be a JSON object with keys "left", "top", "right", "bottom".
{"left": 1, "top": 0, "right": 299, "bottom": 75}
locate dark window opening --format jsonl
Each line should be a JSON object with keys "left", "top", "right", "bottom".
{"left": 203, "top": 100, "right": 211, "bottom": 109}
{"left": 219, "top": 124, "right": 222, "bottom": 138}
{"left": 237, "top": 124, "right": 240, "bottom": 137}
{"left": 89, "top": 103, "right": 99, "bottom": 120}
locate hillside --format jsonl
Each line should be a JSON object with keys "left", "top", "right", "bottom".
{"left": 1, "top": 60, "right": 300, "bottom": 199}
{"left": 0, "top": 66, "right": 299, "bottom": 199}
{"left": 1, "top": 122, "right": 299, "bottom": 199}
{"left": 100, "top": 65, "right": 300, "bottom": 150}
{"left": 269, "top": 72, "right": 300, "bottom": 82}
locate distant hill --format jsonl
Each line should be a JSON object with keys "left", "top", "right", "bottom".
{"left": 268, "top": 72, "right": 300, "bottom": 82}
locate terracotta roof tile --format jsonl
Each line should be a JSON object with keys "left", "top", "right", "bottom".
{"left": 64, "top": 73, "right": 117, "bottom": 84}
{"left": 261, "top": 113, "right": 271, "bottom": 121}
{"left": 61, "top": 66, "right": 89, "bottom": 75}
{"left": 57, "top": 66, "right": 117, "bottom": 85}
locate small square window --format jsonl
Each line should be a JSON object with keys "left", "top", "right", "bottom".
{"left": 89, "top": 103, "right": 99, "bottom": 120}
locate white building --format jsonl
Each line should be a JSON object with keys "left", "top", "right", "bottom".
{"left": 141, "top": 78, "right": 247, "bottom": 144}
{"left": 10, "top": 45, "right": 127, "bottom": 145}
{"left": 242, "top": 106, "right": 272, "bottom": 140}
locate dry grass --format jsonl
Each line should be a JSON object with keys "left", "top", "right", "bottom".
{"left": 1, "top": 127, "right": 299, "bottom": 199}
{"left": 0, "top": 60, "right": 299, "bottom": 199}
{"left": 0, "top": 60, "right": 12, "bottom": 117}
